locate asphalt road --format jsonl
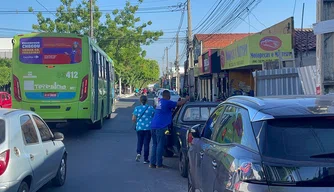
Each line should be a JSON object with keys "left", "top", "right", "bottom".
{"left": 39, "top": 96, "right": 187, "bottom": 192}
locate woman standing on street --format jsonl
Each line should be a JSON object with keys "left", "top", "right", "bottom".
{"left": 132, "top": 95, "right": 155, "bottom": 164}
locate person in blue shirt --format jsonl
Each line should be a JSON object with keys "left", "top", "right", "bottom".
{"left": 149, "top": 90, "right": 189, "bottom": 168}
{"left": 132, "top": 95, "right": 155, "bottom": 164}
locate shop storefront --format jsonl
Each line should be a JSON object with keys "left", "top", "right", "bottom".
{"left": 199, "top": 49, "right": 221, "bottom": 101}
{"left": 220, "top": 34, "right": 293, "bottom": 96}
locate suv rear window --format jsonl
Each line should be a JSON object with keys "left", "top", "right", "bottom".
{"left": 258, "top": 117, "right": 334, "bottom": 161}
{"left": 183, "top": 106, "right": 216, "bottom": 121}
{"left": 0, "top": 119, "right": 5, "bottom": 145}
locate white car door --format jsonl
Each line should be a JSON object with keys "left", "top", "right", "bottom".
{"left": 19, "top": 114, "right": 46, "bottom": 189}
{"left": 32, "top": 115, "right": 62, "bottom": 180}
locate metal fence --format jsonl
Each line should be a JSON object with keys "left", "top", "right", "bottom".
{"left": 297, "top": 65, "right": 317, "bottom": 95}
{"left": 0, "top": 50, "right": 12, "bottom": 59}
{"left": 254, "top": 68, "right": 304, "bottom": 96}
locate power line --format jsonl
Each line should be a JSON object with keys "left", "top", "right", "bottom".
{"left": 292, "top": 0, "right": 297, "bottom": 16}
{"left": 192, "top": 0, "right": 222, "bottom": 32}
{"left": 167, "top": 3, "right": 186, "bottom": 50}
{"left": 199, "top": 0, "right": 262, "bottom": 42}
{"left": 35, "top": 0, "right": 56, "bottom": 17}
{"left": 249, "top": 11, "right": 266, "bottom": 28}
{"left": 1, "top": 4, "right": 184, "bottom": 14}
{"left": 0, "top": 9, "right": 183, "bottom": 15}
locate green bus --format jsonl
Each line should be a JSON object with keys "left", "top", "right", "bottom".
{"left": 11, "top": 33, "right": 116, "bottom": 129}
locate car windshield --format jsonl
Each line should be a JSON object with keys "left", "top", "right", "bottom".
{"left": 258, "top": 117, "right": 334, "bottom": 161}
{"left": 170, "top": 91, "right": 177, "bottom": 96}
{"left": 183, "top": 106, "right": 216, "bottom": 121}
{"left": 0, "top": 119, "right": 5, "bottom": 145}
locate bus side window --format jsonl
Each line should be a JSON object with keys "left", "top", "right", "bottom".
{"left": 103, "top": 57, "right": 106, "bottom": 80}
{"left": 92, "top": 49, "right": 97, "bottom": 78}
{"left": 98, "top": 53, "right": 102, "bottom": 78}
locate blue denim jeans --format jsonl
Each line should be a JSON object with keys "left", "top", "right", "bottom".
{"left": 136, "top": 130, "right": 151, "bottom": 161}
{"left": 150, "top": 127, "right": 167, "bottom": 166}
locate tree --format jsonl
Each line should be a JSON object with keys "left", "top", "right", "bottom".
{"left": 96, "top": 1, "right": 162, "bottom": 87}
{"left": 0, "top": 58, "right": 11, "bottom": 87}
{"left": 29, "top": 0, "right": 102, "bottom": 36}
{"left": 0, "top": 67, "right": 10, "bottom": 87}
{"left": 29, "top": 0, "right": 162, "bottom": 88}
{"left": 0, "top": 58, "right": 11, "bottom": 68}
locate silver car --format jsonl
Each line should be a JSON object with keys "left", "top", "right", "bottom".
{"left": 154, "top": 89, "right": 180, "bottom": 107}
{"left": 0, "top": 109, "right": 67, "bottom": 192}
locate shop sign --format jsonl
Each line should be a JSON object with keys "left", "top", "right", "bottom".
{"left": 202, "top": 50, "right": 211, "bottom": 74}
{"left": 221, "top": 34, "right": 292, "bottom": 70}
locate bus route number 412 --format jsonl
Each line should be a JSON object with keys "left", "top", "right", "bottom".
{"left": 66, "top": 71, "right": 78, "bottom": 79}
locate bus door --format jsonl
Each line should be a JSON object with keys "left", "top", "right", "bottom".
{"left": 106, "top": 61, "right": 111, "bottom": 114}
{"left": 92, "top": 49, "right": 99, "bottom": 121}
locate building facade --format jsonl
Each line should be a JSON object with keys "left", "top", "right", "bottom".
{"left": 193, "top": 33, "right": 251, "bottom": 101}
{"left": 0, "top": 38, "right": 12, "bottom": 59}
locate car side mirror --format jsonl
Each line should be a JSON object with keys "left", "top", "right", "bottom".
{"left": 190, "top": 124, "right": 201, "bottom": 138}
{"left": 53, "top": 132, "right": 64, "bottom": 141}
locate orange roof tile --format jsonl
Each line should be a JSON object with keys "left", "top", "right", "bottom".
{"left": 194, "top": 33, "right": 252, "bottom": 49}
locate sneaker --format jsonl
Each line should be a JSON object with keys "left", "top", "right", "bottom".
{"left": 149, "top": 164, "right": 156, "bottom": 168}
{"left": 143, "top": 160, "right": 150, "bottom": 164}
{"left": 135, "top": 154, "right": 141, "bottom": 162}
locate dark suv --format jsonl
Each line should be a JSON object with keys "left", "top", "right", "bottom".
{"left": 188, "top": 95, "right": 334, "bottom": 192}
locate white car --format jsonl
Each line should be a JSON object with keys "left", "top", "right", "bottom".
{"left": 154, "top": 89, "right": 181, "bottom": 107}
{"left": 0, "top": 109, "right": 67, "bottom": 192}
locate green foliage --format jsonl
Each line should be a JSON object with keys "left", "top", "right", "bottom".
{"left": 0, "top": 58, "right": 11, "bottom": 86}
{"left": 0, "top": 67, "right": 11, "bottom": 87}
{"left": 0, "top": 58, "right": 11, "bottom": 68}
{"left": 29, "top": 0, "right": 101, "bottom": 36}
{"left": 29, "top": 0, "right": 162, "bottom": 86}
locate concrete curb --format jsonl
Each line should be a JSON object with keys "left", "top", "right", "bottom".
{"left": 118, "top": 93, "right": 135, "bottom": 98}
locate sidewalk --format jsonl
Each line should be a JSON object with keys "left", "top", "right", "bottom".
{"left": 117, "top": 93, "right": 135, "bottom": 99}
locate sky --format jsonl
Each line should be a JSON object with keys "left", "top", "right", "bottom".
{"left": 0, "top": 0, "right": 316, "bottom": 73}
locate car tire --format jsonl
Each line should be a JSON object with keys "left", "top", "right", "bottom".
{"left": 52, "top": 155, "right": 67, "bottom": 187}
{"left": 179, "top": 151, "right": 188, "bottom": 178}
{"left": 188, "top": 163, "right": 194, "bottom": 192}
{"left": 18, "top": 181, "right": 29, "bottom": 192}
{"left": 163, "top": 148, "right": 174, "bottom": 157}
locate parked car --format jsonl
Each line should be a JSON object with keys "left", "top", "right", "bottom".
{"left": 0, "top": 92, "right": 11, "bottom": 108}
{"left": 188, "top": 95, "right": 334, "bottom": 192}
{"left": 153, "top": 89, "right": 180, "bottom": 107}
{"left": 165, "top": 102, "right": 217, "bottom": 177}
{"left": 0, "top": 109, "right": 67, "bottom": 192}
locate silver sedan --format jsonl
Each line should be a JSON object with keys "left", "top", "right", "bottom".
{"left": 0, "top": 109, "right": 67, "bottom": 192}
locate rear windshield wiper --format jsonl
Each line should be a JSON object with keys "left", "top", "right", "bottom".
{"left": 310, "top": 152, "right": 334, "bottom": 158}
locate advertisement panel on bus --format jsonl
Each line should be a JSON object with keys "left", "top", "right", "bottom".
{"left": 13, "top": 37, "right": 86, "bottom": 103}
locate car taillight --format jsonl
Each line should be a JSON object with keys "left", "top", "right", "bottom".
{"left": 79, "top": 75, "right": 88, "bottom": 102}
{"left": 186, "top": 129, "right": 193, "bottom": 147}
{"left": 235, "top": 162, "right": 266, "bottom": 185}
{"left": 0, "top": 150, "right": 10, "bottom": 176}
{"left": 13, "top": 75, "right": 22, "bottom": 102}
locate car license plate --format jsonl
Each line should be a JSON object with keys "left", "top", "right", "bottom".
{"left": 44, "top": 92, "right": 57, "bottom": 98}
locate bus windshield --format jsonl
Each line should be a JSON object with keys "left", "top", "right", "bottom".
{"left": 20, "top": 37, "right": 82, "bottom": 64}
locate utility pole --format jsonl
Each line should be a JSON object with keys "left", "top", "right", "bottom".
{"left": 175, "top": 34, "right": 180, "bottom": 94}
{"left": 187, "top": 0, "right": 195, "bottom": 100}
{"left": 162, "top": 55, "right": 165, "bottom": 88}
{"left": 90, "top": 0, "right": 94, "bottom": 38}
{"left": 166, "top": 47, "right": 170, "bottom": 89}
{"left": 315, "top": 0, "right": 334, "bottom": 95}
